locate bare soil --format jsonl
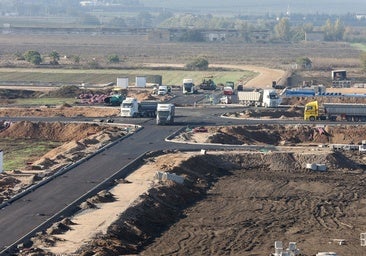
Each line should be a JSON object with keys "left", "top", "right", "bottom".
{"left": 4, "top": 64, "right": 366, "bottom": 255}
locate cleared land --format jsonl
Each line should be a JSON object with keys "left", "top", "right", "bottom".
{"left": 1, "top": 36, "right": 366, "bottom": 255}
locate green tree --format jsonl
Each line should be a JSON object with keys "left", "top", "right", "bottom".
{"left": 323, "top": 18, "right": 345, "bottom": 41}
{"left": 24, "top": 50, "right": 42, "bottom": 65}
{"left": 296, "top": 57, "right": 312, "bottom": 69}
{"left": 186, "top": 57, "right": 209, "bottom": 70}
{"left": 274, "top": 18, "right": 291, "bottom": 41}
{"left": 49, "top": 51, "right": 60, "bottom": 65}
{"left": 107, "top": 54, "right": 120, "bottom": 63}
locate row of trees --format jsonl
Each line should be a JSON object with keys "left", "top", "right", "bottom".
{"left": 15, "top": 50, "right": 210, "bottom": 71}
{"left": 16, "top": 50, "right": 122, "bottom": 65}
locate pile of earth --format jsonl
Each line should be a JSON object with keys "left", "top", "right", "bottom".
{"left": 0, "top": 121, "right": 131, "bottom": 203}
{"left": 175, "top": 124, "right": 366, "bottom": 146}
{"left": 223, "top": 106, "right": 303, "bottom": 119}
{"left": 0, "top": 104, "right": 120, "bottom": 117}
{"left": 22, "top": 150, "right": 366, "bottom": 255}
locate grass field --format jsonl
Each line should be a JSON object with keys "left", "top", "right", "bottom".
{"left": 0, "top": 139, "right": 61, "bottom": 171}
{"left": 0, "top": 68, "right": 253, "bottom": 86}
{"left": 351, "top": 43, "right": 366, "bottom": 52}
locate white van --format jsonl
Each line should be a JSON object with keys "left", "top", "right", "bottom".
{"left": 158, "top": 85, "right": 168, "bottom": 95}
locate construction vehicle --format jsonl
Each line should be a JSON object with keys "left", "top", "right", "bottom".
{"left": 156, "top": 103, "right": 175, "bottom": 125}
{"left": 199, "top": 77, "right": 216, "bottom": 90}
{"left": 120, "top": 97, "right": 157, "bottom": 117}
{"left": 103, "top": 87, "right": 126, "bottom": 106}
{"left": 238, "top": 89, "right": 281, "bottom": 107}
{"left": 304, "top": 100, "right": 366, "bottom": 121}
{"left": 223, "top": 86, "right": 234, "bottom": 95}
{"left": 158, "top": 85, "right": 168, "bottom": 95}
{"left": 183, "top": 78, "right": 197, "bottom": 94}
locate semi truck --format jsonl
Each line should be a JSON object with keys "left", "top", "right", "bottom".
{"left": 238, "top": 89, "right": 281, "bottom": 107}
{"left": 120, "top": 97, "right": 157, "bottom": 117}
{"left": 183, "top": 79, "right": 197, "bottom": 94}
{"left": 156, "top": 103, "right": 175, "bottom": 125}
{"left": 304, "top": 100, "right": 366, "bottom": 122}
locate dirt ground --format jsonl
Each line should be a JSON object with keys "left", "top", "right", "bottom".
{"left": 4, "top": 65, "right": 366, "bottom": 256}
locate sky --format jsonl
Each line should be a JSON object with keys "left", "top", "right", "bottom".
{"left": 140, "top": 0, "right": 366, "bottom": 15}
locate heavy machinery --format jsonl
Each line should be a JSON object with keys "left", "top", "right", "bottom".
{"left": 238, "top": 89, "right": 281, "bottom": 107}
{"left": 199, "top": 77, "right": 216, "bottom": 90}
{"left": 103, "top": 88, "right": 126, "bottom": 106}
{"left": 304, "top": 100, "right": 366, "bottom": 121}
{"left": 156, "top": 103, "right": 175, "bottom": 125}
{"left": 183, "top": 78, "right": 198, "bottom": 94}
{"left": 121, "top": 97, "right": 157, "bottom": 117}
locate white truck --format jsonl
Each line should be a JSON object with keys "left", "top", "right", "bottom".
{"left": 158, "top": 85, "right": 168, "bottom": 95}
{"left": 121, "top": 97, "right": 157, "bottom": 117}
{"left": 156, "top": 103, "right": 175, "bottom": 125}
{"left": 183, "top": 78, "right": 197, "bottom": 94}
{"left": 238, "top": 89, "right": 281, "bottom": 107}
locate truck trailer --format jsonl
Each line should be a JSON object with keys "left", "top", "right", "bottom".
{"left": 121, "top": 97, "right": 157, "bottom": 117}
{"left": 304, "top": 100, "right": 366, "bottom": 121}
{"left": 156, "top": 103, "right": 175, "bottom": 125}
{"left": 237, "top": 89, "right": 281, "bottom": 107}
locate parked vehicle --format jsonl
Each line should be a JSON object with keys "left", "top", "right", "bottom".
{"left": 158, "top": 85, "right": 168, "bottom": 95}
{"left": 104, "top": 94, "right": 125, "bottom": 106}
{"left": 238, "top": 89, "right": 281, "bottom": 107}
{"left": 223, "top": 86, "right": 234, "bottom": 95}
{"left": 183, "top": 78, "right": 197, "bottom": 94}
{"left": 121, "top": 97, "right": 157, "bottom": 117}
{"left": 156, "top": 103, "right": 175, "bottom": 125}
{"left": 199, "top": 78, "right": 216, "bottom": 90}
{"left": 304, "top": 100, "right": 366, "bottom": 121}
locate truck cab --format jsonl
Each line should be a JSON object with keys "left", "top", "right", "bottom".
{"left": 121, "top": 97, "right": 139, "bottom": 117}
{"left": 304, "top": 101, "right": 319, "bottom": 121}
{"left": 183, "top": 79, "right": 197, "bottom": 94}
{"left": 158, "top": 85, "right": 168, "bottom": 95}
{"left": 262, "top": 89, "right": 281, "bottom": 107}
{"left": 156, "top": 103, "right": 175, "bottom": 125}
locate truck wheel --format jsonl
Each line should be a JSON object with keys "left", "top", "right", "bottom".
{"left": 309, "top": 116, "right": 315, "bottom": 121}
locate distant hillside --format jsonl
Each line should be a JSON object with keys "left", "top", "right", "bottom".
{"left": 140, "top": 0, "right": 366, "bottom": 15}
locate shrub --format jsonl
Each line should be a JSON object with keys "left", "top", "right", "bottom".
{"left": 24, "top": 50, "right": 42, "bottom": 65}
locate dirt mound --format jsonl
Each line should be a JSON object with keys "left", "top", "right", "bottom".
{"left": 183, "top": 124, "right": 366, "bottom": 146}
{"left": 224, "top": 107, "right": 303, "bottom": 119}
{"left": 0, "top": 121, "right": 107, "bottom": 142}
{"left": 29, "top": 150, "right": 366, "bottom": 256}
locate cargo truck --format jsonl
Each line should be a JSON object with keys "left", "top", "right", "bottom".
{"left": 304, "top": 100, "right": 366, "bottom": 122}
{"left": 156, "top": 103, "right": 175, "bottom": 125}
{"left": 238, "top": 89, "right": 281, "bottom": 107}
{"left": 121, "top": 97, "right": 157, "bottom": 117}
{"left": 183, "top": 79, "right": 197, "bottom": 94}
